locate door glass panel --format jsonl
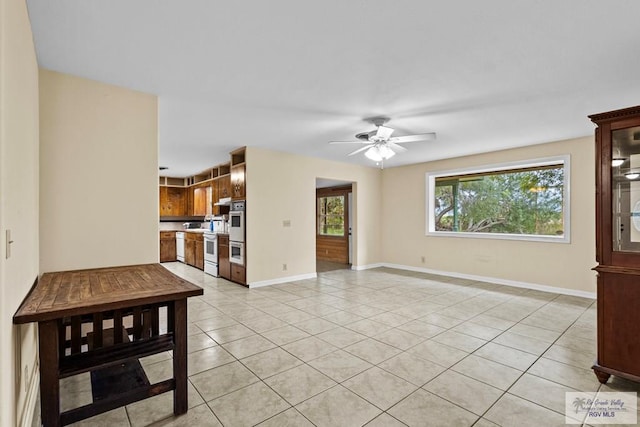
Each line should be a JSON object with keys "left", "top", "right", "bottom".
{"left": 612, "top": 125, "right": 640, "bottom": 252}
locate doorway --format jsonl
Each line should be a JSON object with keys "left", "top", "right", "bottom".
{"left": 315, "top": 179, "right": 353, "bottom": 272}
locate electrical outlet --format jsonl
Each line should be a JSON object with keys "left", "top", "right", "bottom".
{"left": 421, "top": 256, "right": 426, "bottom": 263}
{"left": 282, "top": 263, "right": 287, "bottom": 271}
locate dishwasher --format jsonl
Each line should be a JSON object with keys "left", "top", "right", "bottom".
{"left": 176, "top": 232, "right": 185, "bottom": 262}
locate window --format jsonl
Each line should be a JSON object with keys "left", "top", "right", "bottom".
{"left": 426, "top": 156, "right": 570, "bottom": 242}
{"left": 317, "top": 195, "right": 345, "bottom": 236}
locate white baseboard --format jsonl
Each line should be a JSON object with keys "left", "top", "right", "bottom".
{"left": 249, "top": 272, "right": 318, "bottom": 288}
{"left": 19, "top": 361, "right": 39, "bottom": 427}
{"left": 382, "top": 263, "right": 596, "bottom": 299}
{"left": 351, "top": 263, "right": 384, "bottom": 271}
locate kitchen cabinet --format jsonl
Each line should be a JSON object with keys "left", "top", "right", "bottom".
{"left": 212, "top": 178, "right": 220, "bottom": 216}
{"left": 218, "top": 234, "right": 231, "bottom": 280}
{"left": 231, "top": 263, "right": 245, "bottom": 284}
{"left": 195, "top": 239, "right": 204, "bottom": 270}
{"left": 231, "top": 164, "right": 245, "bottom": 200}
{"left": 218, "top": 175, "right": 231, "bottom": 200}
{"left": 159, "top": 186, "right": 187, "bottom": 217}
{"left": 159, "top": 231, "right": 176, "bottom": 262}
{"left": 192, "top": 183, "right": 212, "bottom": 217}
{"left": 590, "top": 105, "right": 640, "bottom": 385}
{"left": 184, "top": 232, "right": 204, "bottom": 269}
{"left": 230, "top": 148, "right": 246, "bottom": 201}
{"left": 185, "top": 236, "right": 196, "bottom": 267}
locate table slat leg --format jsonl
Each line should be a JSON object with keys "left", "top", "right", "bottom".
{"left": 39, "top": 320, "right": 60, "bottom": 427}
{"left": 173, "top": 299, "right": 187, "bottom": 415}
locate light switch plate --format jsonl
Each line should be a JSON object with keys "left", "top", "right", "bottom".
{"left": 5, "top": 229, "right": 12, "bottom": 259}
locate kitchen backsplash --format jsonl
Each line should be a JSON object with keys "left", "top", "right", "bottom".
{"left": 159, "top": 222, "right": 206, "bottom": 231}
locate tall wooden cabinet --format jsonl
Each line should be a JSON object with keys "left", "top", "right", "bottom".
{"left": 590, "top": 105, "right": 640, "bottom": 385}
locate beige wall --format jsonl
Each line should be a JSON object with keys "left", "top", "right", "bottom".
{"left": 382, "top": 136, "right": 596, "bottom": 294}
{"left": 39, "top": 69, "right": 159, "bottom": 272}
{"left": 245, "top": 147, "right": 382, "bottom": 285}
{"left": 0, "top": 0, "right": 41, "bottom": 425}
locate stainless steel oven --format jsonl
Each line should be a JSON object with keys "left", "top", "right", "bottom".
{"left": 230, "top": 241, "right": 244, "bottom": 265}
{"left": 204, "top": 232, "right": 218, "bottom": 276}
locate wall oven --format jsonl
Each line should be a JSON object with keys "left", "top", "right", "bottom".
{"left": 203, "top": 232, "right": 218, "bottom": 276}
{"left": 230, "top": 241, "right": 244, "bottom": 266}
{"left": 229, "top": 201, "right": 245, "bottom": 243}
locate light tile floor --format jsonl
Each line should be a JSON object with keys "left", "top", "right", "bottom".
{"left": 36, "top": 263, "right": 640, "bottom": 427}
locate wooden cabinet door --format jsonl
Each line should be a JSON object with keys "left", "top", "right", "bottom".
{"left": 160, "top": 187, "right": 187, "bottom": 217}
{"left": 195, "top": 240, "right": 204, "bottom": 270}
{"left": 167, "top": 187, "right": 186, "bottom": 216}
{"left": 212, "top": 179, "right": 220, "bottom": 215}
{"left": 218, "top": 236, "right": 230, "bottom": 279}
{"left": 206, "top": 185, "right": 213, "bottom": 216}
{"left": 219, "top": 175, "right": 231, "bottom": 200}
{"left": 231, "top": 263, "right": 245, "bottom": 284}
{"left": 192, "top": 185, "right": 207, "bottom": 216}
{"left": 159, "top": 232, "right": 176, "bottom": 262}
{"left": 231, "top": 164, "right": 245, "bottom": 200}
{"left": 185, "top": 239, "right": 196, "bottom": 266}
{"left": 159, "top": 187, "right": 168, "bottom": 216}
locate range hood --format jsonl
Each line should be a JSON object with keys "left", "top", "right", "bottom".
{"left": 214, "top": 197, "right": 231, "bottom": 206}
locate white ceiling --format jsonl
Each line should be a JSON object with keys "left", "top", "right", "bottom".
{"left": 26, "top": 1, "right": 640, "bottom": 177}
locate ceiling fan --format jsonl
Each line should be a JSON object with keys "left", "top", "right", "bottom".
{"left": 329, "top": 117, "right": 436, "bottom": 166}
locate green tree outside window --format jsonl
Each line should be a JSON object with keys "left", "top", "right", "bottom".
{"left": 318, "top": 195, "right": 345, "bottom": 236}
{"left": 434, "top": 165, "right": 564, "bottom": 236}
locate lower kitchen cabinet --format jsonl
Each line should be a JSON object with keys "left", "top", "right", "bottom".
{"left": 159, "top": 231, "right": 176, "bottom": 262}
{"left": 218, "top": 234, "right": 231, "bottom": 280}
{"left": 185, "top": 238, "right": 195, "bottom": 266}
{"left": 195, "top": 239, "right": 204, "bottom": 270}
{"left": 231, "top": 263, "right": 245, "bottom": 284}
{"left": 184, "top": 232, "right": 204, "bottom": 270}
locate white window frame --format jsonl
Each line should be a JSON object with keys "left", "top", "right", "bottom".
{"left": 426, "top": 155, "right": 571, "bottom": 243}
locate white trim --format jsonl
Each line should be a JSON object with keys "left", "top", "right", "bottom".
{"left": 351, "top": 263, "right": 384, "bottom": 271}
{"left": 383, "top": 263, "right": 596, "bottom": 299}
{"left": 426, "top": 154, "right": 571, "bottom": 244}
{"left": 19, "top": 362, "right": 39, "bottom": 427}
{"left": 248, "top": 272, "right": 317, "bottom": 288}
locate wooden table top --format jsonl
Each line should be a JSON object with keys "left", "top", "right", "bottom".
{"left": 13, "top": 264, "right": 203, "bottom": 324}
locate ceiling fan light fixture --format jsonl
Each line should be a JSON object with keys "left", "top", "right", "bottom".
{"left": 379, "top": 145, "right": 395, "bottom": 159}
{"left": 364, "top": 145, "right": 395, "bottom": 162}
{"left": 612, "top": 158, "right": 625, "bottom": 167}
{"left": 364, "top": 146, "right": 383, "bottom": 162}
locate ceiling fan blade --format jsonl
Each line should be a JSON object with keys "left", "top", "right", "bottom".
{"left": 329, "top": 140, "right": 369, "bottom": 145}
{"left": 388, "top": 132, "right": 437, "bottom": 144}
{"left": 348, "top": 145, "right": 373, "bottom": 156}
{"left": 387, "top": 142, "right": 408, "bottom": 153}
{"left": 376, "top": 125, "right": 394, "bottom": 140}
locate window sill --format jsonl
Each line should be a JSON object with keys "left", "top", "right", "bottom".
{"left": 427, "top": 230, "right": 570, "bottom": 244}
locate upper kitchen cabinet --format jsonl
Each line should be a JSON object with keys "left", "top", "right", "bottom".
{"left": 231, "top": 147, "right": 246, "bottom": 200}
{"left": 159, "top": 186, "right": 187, "bottom": 217}
{"left": 192, "top": 183, "right": 212, "bottom": 216}
{"left": 217, "top": 163, "right": 231, "bottom": 200}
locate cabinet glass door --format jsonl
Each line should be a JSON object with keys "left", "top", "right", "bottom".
{"left": 612, "top": 125, "right": 640, "bottom": 252}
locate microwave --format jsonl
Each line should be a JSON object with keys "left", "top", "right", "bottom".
{"left": 229, "top": 210, "right": 244, "bottom": 242}
{"left": 230, "top": 241, "right": 244, "bottom": 265}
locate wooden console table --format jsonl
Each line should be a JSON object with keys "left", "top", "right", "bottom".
{"left": 13, "top": 263, "right": 203, "bottom": 427}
